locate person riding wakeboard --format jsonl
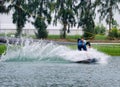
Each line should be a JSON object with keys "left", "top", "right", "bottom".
{"left": 77, "top": 37, "right": 91, "bottom": 51}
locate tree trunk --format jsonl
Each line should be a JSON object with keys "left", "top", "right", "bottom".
{"left": 15, "top": 26, "right": 22, "bottom": 38}
{"left": 63, "top": 23, "right": 67, "bottom": 39}
{"left": 109, "top": 6, "right": 112, "bottom": 31}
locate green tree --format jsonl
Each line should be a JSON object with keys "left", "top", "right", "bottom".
{"left": 76, "top": 0, "right": 95, "bottom": 39}
{"left": 34, "top": 17, "right": 48, "bottom": 38}
{"left": 0, "top": 0, "right": 8, "bottom": 13}
{"left": 28, "top": 0, "right": 52, "bottom": 39}
{"left": 54, "top": 0, "right": 76, "bottom": 39}
{"left": 95, "top": 0, "right": 120, "bottom": 31}
{"left": 6, "top": 0, "right": 29, "bottom": 37}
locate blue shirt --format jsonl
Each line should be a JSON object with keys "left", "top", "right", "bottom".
{"left": 78, "top": 40, "right": 86, "bottom": 46}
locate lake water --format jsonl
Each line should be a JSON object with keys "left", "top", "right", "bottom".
{"left": 0, "top": 56, "right": 120, "bottom": 87}
{"left": 0, "top": 40, "right": 119, "bottom": 87}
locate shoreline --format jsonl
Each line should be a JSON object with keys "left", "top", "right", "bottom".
{"left": 0, "top": 36, "right": 120, "bottom": 46}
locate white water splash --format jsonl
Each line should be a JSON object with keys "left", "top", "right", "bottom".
{"left": 60, "top": 48, "right": 109, "bottom": 64}
{"left": 0, "top": 39, "right": 110, "bottom": 64}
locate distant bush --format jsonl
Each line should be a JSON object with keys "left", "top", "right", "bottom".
{"left": 108, "top": 27, "right": 120, "bottom": 40}
{"left": 94, "top": 24, "right": 106, "bottom": 35}
{"left": 118, "top": 30, "right": 120, "bottom": 39}
{"left": 34, "top": 18, "right": 48, "bottom": 39}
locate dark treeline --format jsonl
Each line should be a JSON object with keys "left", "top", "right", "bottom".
{"left": 0, "top": 0, "right": 120, "bottom": 39}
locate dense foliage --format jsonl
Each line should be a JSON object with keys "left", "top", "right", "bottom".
{"left": 6, "top": 0, "right": 30, "bottom": 37}
{"left": 0, "top": 0, "right": 8, "bottom": 13}
{"left": 1, "top": 0, "right": 120, "bottom": 39}
{"left": 95, "top": 0, "right": 120, "bottom": 31}
{"left": 76, "top": 0, "right": 96, "bottom": 39}
{"left": 54, "top": 0, "right": 76, "bottom": 38}
{"left": 94, "top": 24, "right": 106, "bottom": 35}
{"left": 108, "top": 27, "right": 120, "bottom": 39}
{"left": 30, "top": 0, "right": 52, "bottom": 38}
{"left": 34, "top": 18, "right": 48, "bottom": 38}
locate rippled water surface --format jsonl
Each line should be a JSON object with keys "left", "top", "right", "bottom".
{"left": 0, "top": 56, "right": 120, "bottom": 87}
{"left": 0, "top": 40, "right": 118, "bottom": 87}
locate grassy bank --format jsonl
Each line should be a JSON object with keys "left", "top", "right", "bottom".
{"left": 47, "top": 35, "right": 82, "bottom": 42}
{"left": 67, "top": 44, "right": 120, "bottom": 56}
{"left": 47, "top": 34, "right": 107, "bottom": 42}
{"left": 0, "top": 34, "right": 108, "bottom": 41}
{"left": 0, "top": 34, "right": 119, "bottom": 56}
{"left": 0, "top": 44, "right": 120, "bottom": 56}
{"left": 0, "top": 44, "right": 6, "bottom": 55}
{"left": 93, "top": 44, "right": 120, "bottom": 56}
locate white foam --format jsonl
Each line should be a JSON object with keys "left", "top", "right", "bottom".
{"left": 0, "top": 40, "right": 110, "bottom": 64}
{"left": 59, "top": 48, "right": 110, "bottom": 64}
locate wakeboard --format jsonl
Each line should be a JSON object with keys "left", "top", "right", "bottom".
{"left": 75, "top": 58, "right": 97, "bottom": 64}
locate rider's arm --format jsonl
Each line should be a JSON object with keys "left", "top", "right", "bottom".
{"left": 86, "top": 41, "right": 91, "bottom": 47}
